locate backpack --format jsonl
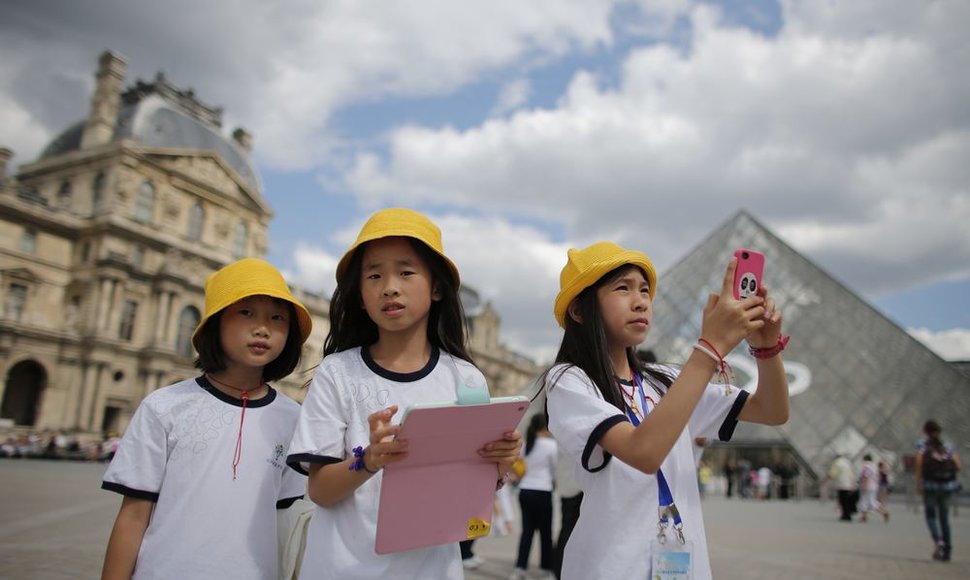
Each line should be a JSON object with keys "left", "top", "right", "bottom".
{"left": 923, "top": 446, "right": 957, "bottom": 482}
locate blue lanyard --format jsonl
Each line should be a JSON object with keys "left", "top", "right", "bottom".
{"left": 625, "top": 372, "right": 681, "bottom": 528}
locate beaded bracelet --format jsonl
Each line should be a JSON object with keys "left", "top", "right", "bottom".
{"left": 348, "top": 445, "right": 379, "bottom": 474}
{"left": 749, "top": 335, "right": 790, "bottom": 359}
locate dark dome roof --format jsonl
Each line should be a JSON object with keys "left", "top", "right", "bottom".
{"left": 41, "top": 94, "right": 261, "bottom": 192}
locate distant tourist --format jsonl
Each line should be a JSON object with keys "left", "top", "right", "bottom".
{"left": 915, "top": 420, "right": 961, "bottom": 562}
{"left": 877, "top": 460, "right": 892, "bottom": 509}
{"left": 856, "top": 454, "right": 888, "bottom": 522}
{"left": 510, "top": 413, "right": 558, "bottom": 580}
{"left": 821, "top": 454, "right": 856, "bottom": 521}
{"left": 756, "top": 465, "right": 773, "bottom": 500}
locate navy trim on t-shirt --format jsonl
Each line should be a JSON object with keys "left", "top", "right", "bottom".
{"left": 718, "top": 389, "right": 750, "bottom": 441}
{"left": 196, "top": 376, "right": 278, "bottom": 408}
{"left": 285, "top": 453, "right": 342, "bottom": 476}
{"left": 101, "top": 481, "right": 160, "bottom": 502}
{"left": 361, "top": 346, "right": 440, "bottom": 382}
{"left": 277, "top": 496, "right": 304, "bottom": 509}
{"left": 582, "top": 414, "right": 629, "bottom": 473}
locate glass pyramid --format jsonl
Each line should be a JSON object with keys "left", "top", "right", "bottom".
{"left": 642, "top": 211, "right": 970, "bottom": 479}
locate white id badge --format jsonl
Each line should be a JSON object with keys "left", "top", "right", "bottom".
{"left": 649, "top": 538, "right": 694, "bottom": 580}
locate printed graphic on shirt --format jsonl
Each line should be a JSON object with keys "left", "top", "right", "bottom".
{"left": 267, "top": 443, "right": 287, "bottom": 470}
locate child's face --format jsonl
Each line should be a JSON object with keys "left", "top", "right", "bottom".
{"left": 595, "top": 266, "right": 652, "bottom": 350}
{"left": 360, "top": 236, "right": 440, "bottom": 337}
{"left": 218, "top": 295, "right": 290, "bottom": 371}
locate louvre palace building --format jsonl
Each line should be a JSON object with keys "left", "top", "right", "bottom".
{"left": 0, "top": 52, "right": 538, "bottom": 439}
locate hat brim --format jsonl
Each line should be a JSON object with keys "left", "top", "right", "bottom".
{"left": 191, "top": 290, "right": 312, "bottom": 352}
{"left": 554, "top": 253, "right": 657, "bottom": 328}
{"left": 336, "top": 234, "right": 461, "bottom": 288}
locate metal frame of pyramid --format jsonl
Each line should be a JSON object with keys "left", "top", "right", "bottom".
{"left": 642, "top": 210, "right": 970, "bottom": 481}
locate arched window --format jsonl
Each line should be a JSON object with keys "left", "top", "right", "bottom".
{"left": 232, "top": 222, "right": 248, "bottom": 258}
{"left": 187, "top": 202, "right": 205, "bottom": 241}
{"left": 118, "top": 300, "right": 138, "bottom": 341}
{"left": 92, "top": 172, "right": 105, "bottom": 213}
{"left": 57, "top": 181, "right": 72, "bottom": 208}
{"left": 175, "top": 306, "right": 201, "bottom": 358}
{"left": 134, "top": 180, "right": 155, "bottom": 223}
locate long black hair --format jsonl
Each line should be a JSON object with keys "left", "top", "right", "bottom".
{"left": 323, "top": 237, "right": 473, "bottom": 364}
{"left": 525, "top": 413, "right": 548, "bottom": 455}
{"left": 543, "top": 264, "right": 672, "bottom": 412}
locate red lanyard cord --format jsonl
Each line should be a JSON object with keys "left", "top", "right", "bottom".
{"left": 207, "top": 375, "right": 266, "bottom": 480}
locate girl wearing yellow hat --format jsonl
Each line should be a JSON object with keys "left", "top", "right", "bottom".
{"left": 543, "top": 242, "right": 789, "bottom": 580}
{"left": 287, "top": 208, "right": 522, "bottom": 579}
{"left": 101, "top": 258, "right": 313, "bottom": 580}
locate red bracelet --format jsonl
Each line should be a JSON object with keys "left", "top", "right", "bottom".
{"left": 749, "top": 335, "right": 790, "bottom": 359}
{"left": 697, "top": 338, "right": 723, "bottom": 361}
{"left": 695, "top": 338, "right": 735, "bottom": 395}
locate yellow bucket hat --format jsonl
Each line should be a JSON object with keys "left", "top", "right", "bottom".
{"left": 336, "top": 208, "right": 460, "bottom": 287}
{"left": 553, "top": 241, "right": 658, "bottom": 328}
{"left": 192, "top": 258, "right": 313, "bottom": 350}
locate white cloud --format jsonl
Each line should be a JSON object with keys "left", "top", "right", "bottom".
{"left": 0, "top": 0, "right": 622, "bottom": 168}
{"left": 342, "top": 1, "right": 970, "bottom": 299}
{"left": 437, "top": 214, "right": 570, "bottom": 362}
{"left": 491, "top": 79, "right": 533, "bottom": 117}
{"left": 289, "top": 243, "right": 340, "bottom": 298}
{"left": 0, "top": 94, "right": 49, "bottom": 169}
{"left": 908, "top": 328, "right": 970, "bottom": 362}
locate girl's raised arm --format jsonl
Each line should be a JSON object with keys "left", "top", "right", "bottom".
{"left": 737, "top": 284, "right": 789, "bottom": 426}
{"left": 599, "top": 258, "right": 765, "bottom": 474}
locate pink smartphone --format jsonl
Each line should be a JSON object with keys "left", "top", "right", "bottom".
{"left": 733, "top": 249, "right": 765, "bottom": 300}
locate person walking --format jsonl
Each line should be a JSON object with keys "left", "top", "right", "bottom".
{"left": 510, "top": 414, "right": 558, "bottom": 580}
{"left": 822, "top": 454, "right": 856, "bottom": 521}
{"left": 916, "top": 420, "right": 962, "bottom": 562}
{"left": 553, "top": 446, "right": 582, "bottom": 579}
{"left": 877, "top": 460, "right": 892, "bottom": 511}
{"left": 857, "top": 454, "right": 889, "bottom": 523}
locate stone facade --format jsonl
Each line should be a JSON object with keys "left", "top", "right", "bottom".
{"left": 0, "top": 52, "right": 537, "bottom": 439}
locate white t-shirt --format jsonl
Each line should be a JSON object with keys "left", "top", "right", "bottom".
{"left": 829, "top": 456, "right": 855, "bottom": 490}
{"left": 287, "top": 347, "right": 487, "bottom": 580}
{"left": 102, "top": 377, "right": 306, "bottom": 580}
{"left": 757, "top": 467, "right": 772, "bottom": 490}
{"left": 545, "top": 364, "right": 749, "bottom": 580}
{"left": 858, "top": 460, "right": 878, "bottom": 492}
{"left": 518, "top": 436, "right": 557, "bottom": 492}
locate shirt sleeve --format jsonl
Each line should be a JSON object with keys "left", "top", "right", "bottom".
{"left": 277, "top": 463, "right": 308, "bottom": 508}
{"left": 101, "top": 398, "right": 168, "bottom": 501}
{"left": 688, "top": 378, "right": 749, "bottom": 443}
{"left": 286, "top": 361, "right": 348, "bottom": 475}
{"left": 546, "top": 366, "right": 629, "bottom": 473}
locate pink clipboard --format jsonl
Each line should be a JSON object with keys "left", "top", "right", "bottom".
{"left": 374, "top": 396, "right": 530, "bottom": 554}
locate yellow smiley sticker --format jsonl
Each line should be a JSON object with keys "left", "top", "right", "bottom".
{"left": 466, "top": 517, "right": 490, "bottom": 539}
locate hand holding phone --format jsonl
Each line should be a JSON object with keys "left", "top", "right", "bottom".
{"left": 733, "top": 249, "right": 765, "bottom": 300}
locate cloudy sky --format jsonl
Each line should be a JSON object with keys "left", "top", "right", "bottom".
{"left": 2, "top": 0, "right": 968, "bottom": 363}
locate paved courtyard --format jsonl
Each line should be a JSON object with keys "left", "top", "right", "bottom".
{"left": 1, "top": 459, "right": 967, "bottom": 579}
